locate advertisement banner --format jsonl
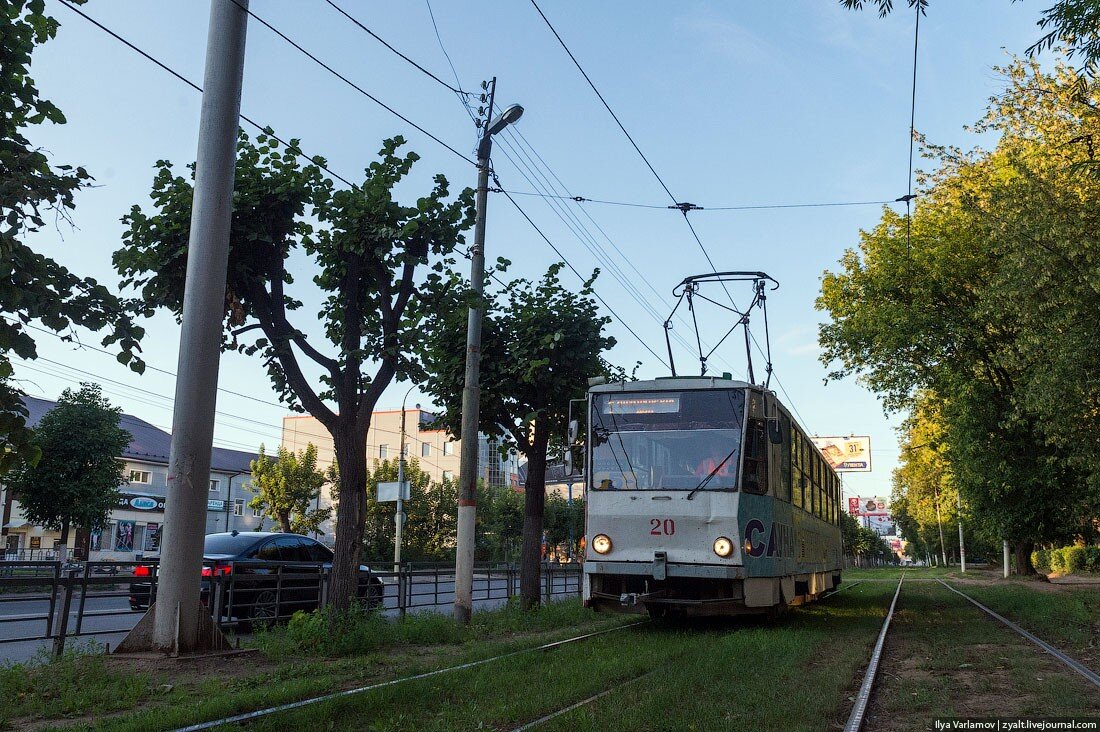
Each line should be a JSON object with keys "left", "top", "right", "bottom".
{"left": 144, "top": 522, "right": 160, "bottom": 552}
{"left": 811, "top": 436, "right": 872, "bottom": 472}
{"left": 117, "top": 493, "right": 165, "bottom": 512}
{"left": 114, "top": 520, "right": 135, "bottom": 552}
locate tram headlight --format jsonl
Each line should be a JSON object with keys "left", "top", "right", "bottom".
{"left": 713, "top": 536, "right": 734, "bottom": 558}
{"left": 592, "top": 534, "right": 613, "bottom": 555}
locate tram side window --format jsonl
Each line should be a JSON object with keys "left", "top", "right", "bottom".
{"left": 778, "top": 413, "right": 791, "bottom": 502}
{"left": 814, "top": 455, "right": 824, "bottom": 519}
{"left": 792, "top": 430, "right": 803, "bottom": 509}
{"left": 818, "top": 456, "right": 826, "bottom": 520}
{"left": 742, "top": 418, "right": 768, "bottom": 495}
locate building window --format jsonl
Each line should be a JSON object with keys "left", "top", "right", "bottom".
{"left": 129, "top": 470, "right": 151, "bottom": 484}
{"left": 233, "top": 499, "right": 244, "bottom": 516}
{"left": 209, "top": 479, "right": 219, "bottom": 492}
{"left": 421, "top": 443, "right": 431, "bottom": 458}
{"left": 443, "top": 441, "right": 454, "bottom": 456}
{"left": 379, "top": 444, "right": 389, "bottom": 459}
{"left": 252, "top": 505, "right": 262, "bottom": 517}
{"left": 443, "top": 470, "right": 454, "bottom": 481}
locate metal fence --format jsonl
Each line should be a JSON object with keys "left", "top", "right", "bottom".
{"left": 0, "top": 559, "right": 582, "bottom": 658}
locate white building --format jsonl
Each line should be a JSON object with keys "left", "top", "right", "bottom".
{"left": 1, "top": 396, "right": 263, "bottom": 560}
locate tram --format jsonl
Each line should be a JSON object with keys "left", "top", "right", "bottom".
{"left": 579, "top": 273, "right": 844, "bottom": 617}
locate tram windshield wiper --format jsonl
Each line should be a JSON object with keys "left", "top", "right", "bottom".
{"left": 685, "top": 448, "right": 738, "bottom": 500}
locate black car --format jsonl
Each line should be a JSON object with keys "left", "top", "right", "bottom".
{"left": 129, "top": 531, "right": 384, "bottom": 622}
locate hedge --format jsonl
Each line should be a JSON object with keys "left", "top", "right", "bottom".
{"left": 1031, "top": 546, "right": 1100, "bottom": 575}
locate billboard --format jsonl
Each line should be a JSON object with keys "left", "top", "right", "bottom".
{"left": 847, "top": 496, "right": 895, "bottom": 536}
{"left": 812, "top": 436, "right": 872, "bottom": 472}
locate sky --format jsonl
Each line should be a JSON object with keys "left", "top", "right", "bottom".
{"left": 14, "top": 0, "right": 1047, "bottom": 503}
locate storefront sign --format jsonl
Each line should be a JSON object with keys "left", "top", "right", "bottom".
{"left": 207, "top": 499, "right": 226, "bottom": 512}
{"left": 117, "top": 493, "right": 165, "bottom": 512}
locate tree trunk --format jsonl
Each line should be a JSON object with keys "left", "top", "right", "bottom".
{"left": 329, "top": 423, "right": 368, "bottom": 612}
{"left": 1014, "top": 541, "right": 1035, "bottom": 575}
{"left": 278, "top": 510, "right": 292, "bottom": 533}
{"left": 519, "top": 418, "right": 551, "bottom": 611}
{"left": 59, "top": 517, "right": 70, "bottom": 547}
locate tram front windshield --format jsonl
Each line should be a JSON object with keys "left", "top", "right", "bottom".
{"left": 590, "top": 390, "right": 745, "bottom": 491}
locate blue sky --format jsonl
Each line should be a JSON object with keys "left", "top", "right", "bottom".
{"left": 16, "top": 0, "right": 1045, "bottom": 502}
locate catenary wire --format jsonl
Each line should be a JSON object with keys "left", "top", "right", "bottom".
{"left": 321, "top": 0, "right": 467, "bottom": 96}
{"left": 494, "top": 189, "right": 900, "bottom": 211}
{"left": 528, "top": 0, "right": 736, "bottom": 306}
{"left": 227, "top": 0, "right": 475, "bottom": 166}
{"left": 497, "top": 187, "right": 670, "bottom": 369}
{"left": 55, "top": 0, "right": 360, "bottom": 189}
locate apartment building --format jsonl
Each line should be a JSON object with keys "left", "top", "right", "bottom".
{"left": 282, "top": 408, "right": 520, "bottom": 536}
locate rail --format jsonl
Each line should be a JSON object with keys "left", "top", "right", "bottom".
{"left": 0, "top": 559, "right": 582, "bottom": 658}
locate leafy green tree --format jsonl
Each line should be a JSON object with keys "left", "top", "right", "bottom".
{"left": 357, "top": 457, "right": 457, "bottom": 563}
{"left": 6, "top": 384, "right": 130, "bottom": 545}
{"left": 114, "top": 133, "right": 473, "bottom": 610}
{"left": 421, "top": 264, "right": 619, "bottom": 609}
{"left": 477, "top": 482, "right": 524, "bottom": 563}
{"left": 248, "top": 443, "right": 330, "bottom": 534}
{"left": 818, "top": 60, "right": 1100, "bottom": 572}
{"left": 0, "top": 0, "right": 144, "bottom": 473}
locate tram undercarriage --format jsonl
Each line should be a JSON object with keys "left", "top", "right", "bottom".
{"left": 585, "top": 566, "right": 842, "bottom": 618}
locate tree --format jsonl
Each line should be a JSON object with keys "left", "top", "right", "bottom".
{"left": 817, "top": 60, "right": 1100, "bottom": 572}
{"left": 421, "top": 264, "right": 619, "bottom": 609}
{"left": 0, "top": 0, "right": 144, "bottom": 472}
{"left": 248, "top": 443, "right": 330, "bottom": 534}
{"left": 6, "top": 384, "right": 129, "bottom": 545}
{"left": 114, "top": 133, "right": 473, "bottom": 610}
{"left": 353, "top": 457, "right": 456, "bottom": 563}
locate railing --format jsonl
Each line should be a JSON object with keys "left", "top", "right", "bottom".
{"left": 2, "top": 548, "right": 71, "bottom": 562}
{"left": 0, "top": 559, "right": 582, "bottom": 658}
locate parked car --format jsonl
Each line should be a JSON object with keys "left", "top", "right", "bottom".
{"left": 129, "top": 531, "right": 383, "bottom": 622}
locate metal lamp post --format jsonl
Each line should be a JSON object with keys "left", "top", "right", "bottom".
{"left": 454, "top": 82, "right": 523, "bottom": 624}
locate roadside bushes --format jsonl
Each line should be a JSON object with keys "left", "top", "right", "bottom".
{"left": 1030, "top": 546, "right": 1100, "bottom": 575}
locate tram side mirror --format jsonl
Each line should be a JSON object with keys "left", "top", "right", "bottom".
{"left": 568, "top": 419, "right": 580, "bottom": 444}
{"left": 564, "top": 447, "right": 574, "bottom": 475}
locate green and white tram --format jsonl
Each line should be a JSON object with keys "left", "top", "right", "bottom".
{"left": 582, "top": 376, "right": 843, "bottom": 617}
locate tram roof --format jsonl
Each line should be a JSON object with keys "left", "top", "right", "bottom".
{"left": 589, "top": 376, "right": 756, "bottom": 394}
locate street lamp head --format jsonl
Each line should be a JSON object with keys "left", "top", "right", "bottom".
{"left": 487, "top": 104, "right": 524, "bottom": 136}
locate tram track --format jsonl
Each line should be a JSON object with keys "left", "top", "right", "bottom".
{"left": 936, "top": 579, "right": 1100, "bottom": 690}
{"left": 843, "top": 574, "right": 905, "bottom": 732}
{"left": 842, "top": 575, "right": 1099, "bottom": 731}
{"left": 170, "top": 620, "right": 648, "bottom": 732}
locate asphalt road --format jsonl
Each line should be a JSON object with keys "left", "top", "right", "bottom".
{"left": 0, "top": 571, "right": 581, "bottom": 663}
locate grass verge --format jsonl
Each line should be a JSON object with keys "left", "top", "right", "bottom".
{"left": 5, "top": 600, "right": 626, "bottom": 731}
{"left": 864, "top": 581, "right": 1100, "bottom": 729}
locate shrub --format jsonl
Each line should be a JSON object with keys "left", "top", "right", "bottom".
{"left": 1062, "top": 546, "right": 1087, "bottom": 573}
{"left": 1050, "top": 548, "right": 1068, "bottom": 573}
{"left": 1083, "top": 547, "right": 1100, "bottom": 573}
{"left": 1031, "top": 549, "right": 1052, "bottom": 575}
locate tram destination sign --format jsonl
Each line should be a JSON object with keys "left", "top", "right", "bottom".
{"left": 811, "top": 435, "right": 872, "bottom": 472}
{"left": 604, "top": 396, "right": 680, "bottom": 415}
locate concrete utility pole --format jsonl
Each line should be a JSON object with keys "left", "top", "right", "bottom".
{"left": 1003, "top": 539, "right": 1011, "bottom": 578}
{"left": 454, "top": 80, "right": 523, "bottom": 623}
{"left": 956, "top": 490, "right": 966, "bottom": 573}
{"left": 395, "top": 387, "right": 416, "bottom": 569}
{"left": 118, "top": 0, "right": 248, "bottom": 654}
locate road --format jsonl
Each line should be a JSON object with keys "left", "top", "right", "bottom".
{"left": 0, "top": 570, "right": 581, "bottom": 663}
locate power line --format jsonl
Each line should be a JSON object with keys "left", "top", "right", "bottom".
{"left": 424, "top": 0, "right": 466, "bottom": 96}
{"left": 904, "top": 2, "right": 922, "bottom": 269}
{"left": 528, "top": 0, "right": 734, "bottom": 305}
{"left": 322, "top": 0, "right": 467, "bottom": 96}
{"left": 497, "top": 186, "right": 671, "bottom": 369}
{"left": 56, "top": 0, "right": 360, "bottom": 189}
{"left": 228, "top": 0, "right": 475, "bottom": 166}
{"left": 492, "top": 189, "right": 899, "bottom": 211}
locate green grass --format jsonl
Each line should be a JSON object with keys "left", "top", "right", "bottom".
{"left": 0, "top": 645, "right": 152, "bottom": 729}
{"left": 179, "top": 583, "right": 901, "bottom": 732}
{"left": 947, "top": 582, "right": 1100, "bottom": 671}
{"left": 18, "top": 600, "right": 628, "bottom": 731}
{"left": 844, "top": 565, "right": 957, "bottom": 579}
{"left": 859, "top": 581, "right": 1099, "bottom": 726}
